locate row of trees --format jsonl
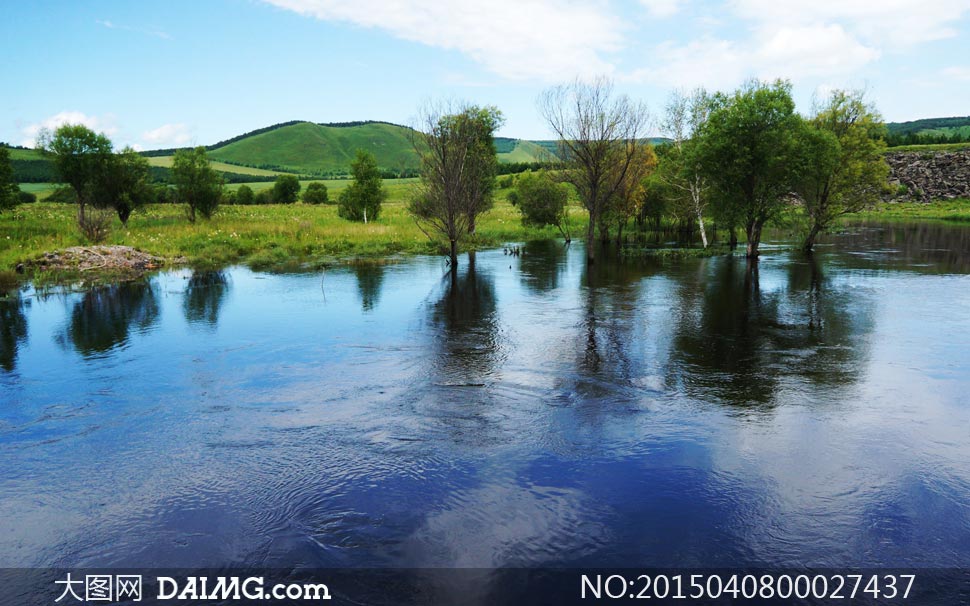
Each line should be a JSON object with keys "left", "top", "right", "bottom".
{"left": 34, "top": 124, "right": 393, "bottom": 238}
{"left": 531, "top": 78, "right": 889, "bottom": 261}
{"left": 886, "top": 130, "right": 970, "bottom": 147}
{"left": 37, "top": 125, "right": 227, "bottom": 237}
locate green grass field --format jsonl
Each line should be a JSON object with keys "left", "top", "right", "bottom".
{"left": 849, "top": 199, "right": 970, "bottom": 222}
{"left": 884, "top": 141, "right": 970, "bottom": 153}
{"left": 145, "top": 155, "right": 290, "bottom": 177}
{"left": 6, "top": 147, "right": 44, "bottom": 161}
{"left": 497, "top": 140, "right": 555, "bottom": 163}
{"left": 0, "top": 188, "right": 586, "bottom": 274}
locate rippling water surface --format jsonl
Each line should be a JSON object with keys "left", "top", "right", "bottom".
{"left": 2, "top": 222, "right": 970, "bottom": 573}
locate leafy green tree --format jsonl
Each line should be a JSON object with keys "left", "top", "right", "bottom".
{"left": 235, "top": 184, "right": 254, "bottom": 205}
{"left": 93, "top": 147, "right": 152, "bottom": 225}
{"left": 798, "top": 90, "right": 890, "bottom": 252}
{"left": 513, "top": 170, "right": 571, "bottom": 241}
{"left": 460, "top": 106, "right": 503, "bottom": 234}
{"left": 254, "top": 190, "right": 272, "bottom": 205}
{"left": 271, "top": 174, "right": 301, "bottom": 204}
{"left": 409, "top": 103, "right": 503, "bottom": 267}
{"left": 538, "top": 78, "right": 650, "bottom": 263}
{"left": 636, "top": 172, "right": 672, "bottom": 232}
{"left": 172, "top": 147, "right": 223, "bottom": 222}
{"left": 38, "top": 124, "right": 113, "bottom": 226}
{"left": 602, "top": 143, "right": 657, "bottom": 244}
{"left": 0, "top": 147, "right": 20, "bottom": 212}
{"left": 695, "top": 80, "right": 806, "bottom": 258}
{"left": 302, "top": 182, "right": 329, "bottom": 204}
{"left": 658, "top": 88, "right": 715, "bottom": 247}
{"left": 339, "top": 150, "right": 386, "bottom": 223}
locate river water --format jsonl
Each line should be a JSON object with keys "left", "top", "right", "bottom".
{"left": 1, "top": 222, "right": 969, "bottom": 578}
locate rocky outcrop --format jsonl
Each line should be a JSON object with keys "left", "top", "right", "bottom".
{"left": 886, "top": 150, "right": 970, "bottom": 202}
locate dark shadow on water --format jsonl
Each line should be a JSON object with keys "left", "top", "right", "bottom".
{"left": 0, "top": 292, "right": 28, "bottom": 372}
{"left": 183, "top": 270, "right": 230, "bottom": 329}
{"left": 517, "top": 240, "right": 569, "bottom": 294}
{"left": 351, "top": 263, "right": 386, "bottom": 313}
{"left": 428, "top": 252, "right": 501, "bottom": 383}
{"left": 58, "top": 281, "right": 160, "bottom": 358}
{"left": 573, "top": 257, "right": 662, "bottom": 398}
{"left": 822, "top": 221, "right": 970, "bottom": 274}
{"left": 668, "top": 254, "right": 874, "bottom": 410}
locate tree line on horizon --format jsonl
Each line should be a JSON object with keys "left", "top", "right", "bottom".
{"left": 0, "top": 77, "right": 891, "bottom": 261}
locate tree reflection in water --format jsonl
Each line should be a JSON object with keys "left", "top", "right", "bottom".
{"left": 428, "top": 253, "right": 502, "bottom": 384}
{"left": 351, "top": 263, "right": 387, "bottom": 313}
{"left": 0, "top": 292, "right": 28, "bottom": 372}
{"left": 669, "top": 255, "right": 874, "bottom": 409}
{"left": 59, "top": 281, "right": 159, "bottom": 357}
{"left": 183, "top": 270, "right": 230, "bottom": 329}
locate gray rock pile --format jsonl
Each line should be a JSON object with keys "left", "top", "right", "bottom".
{"left": 886, "top": 150, "right": 970, "bottom": 202}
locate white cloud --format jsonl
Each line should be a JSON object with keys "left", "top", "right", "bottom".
{"left": 141, "top": 123, "right": 193, "bottom": 147}
{"left": 639, "top": 0, "right": 683, "bottom": 18}
{"left": 96, "top": 18, "right": 171, "bottom": 40}
{"left": 731, "top": 0, "right": 970, "bottom": 46}
{"left": 632, "top": 38, "right": 746, "bottom": 89}
{"left": 20, "top": 111, "right": 119, "bottom": 147}
{"left": 633, "top": 23, "right": 878, "bottom": 89}
{"left": 261, "top": 0, "right": 623, "bottom": 80}
{"left": 755, "top": 24, "right": 879, "bottom": 78}
{"left": 942, "top": 66, "right": 970, "bottom": 81}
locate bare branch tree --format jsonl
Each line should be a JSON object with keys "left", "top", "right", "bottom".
{"left": 538, "top": 77, "right": 650, "bottom": 263}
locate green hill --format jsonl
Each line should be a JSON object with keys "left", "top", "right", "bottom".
{"left": 206, "top": 123, "right": 556, "bottom": 176}
{"left": 207, "top": 121, "right": 419, "bottom": 176}
{"left": 887, "top": 116, "right": 970, "bottom": 136}
{"left": 887, "top": 117, "right": 970, "bottom": 146}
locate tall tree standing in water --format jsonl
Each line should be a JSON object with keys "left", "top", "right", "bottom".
{"left": 798, "top": 89, "right": 889, "bottom": 253}
{"left": 695, "top": 80, "right": 806, "bottom": 258}
{"left": 409, "top": 103, "right": 503, "bottom": 268}
{"left": 538, "top": 77, "right": 650, "bottom": 263}
{"left": 658, "top": 88, "right": 715, "bottom": 248}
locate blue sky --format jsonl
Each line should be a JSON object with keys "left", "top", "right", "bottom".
{"left": 2, "top": 0, "right": 968, "bottom": 149}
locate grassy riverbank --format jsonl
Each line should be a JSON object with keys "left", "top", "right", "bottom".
{"left": 4, "top": 181, "right": 969, "bottom": 281}
{"left": 847, "top": 198, "right": 970, "bottom": 222}
{"left": 0, "top": 188, "right": 586, "bottom": 275}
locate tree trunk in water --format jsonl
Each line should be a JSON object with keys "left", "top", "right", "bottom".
{"left": 615, "top": 222, "right": 624, "bottom": 246}
{"left": 585, "top": 216, "right": 597, "bottom": 264}
{"left": 468, "top": 213, "right": 476, "bottom": 235}
{"left": 598, "top": 221, "right": 610, "bottom": 244}
{"left": 802, "top": 223, "right": 822, "bottom": 253}
{"left": 449, "top": 239, "right": 458, "bottom": 269}
{"left": 697, "top": 212, "right": 708, "bottom": 248}
{"left": 745, "top": 222, "right": 762, "bottom": 258}
{"left": 729, "top": 227, "right": 737, "bottom": 250}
